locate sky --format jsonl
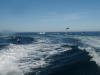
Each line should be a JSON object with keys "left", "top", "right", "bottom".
{"left": 0, "top": 0, "right": 100, "bottom": 32}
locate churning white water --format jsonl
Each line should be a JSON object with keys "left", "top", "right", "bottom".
{"left": 76, "top": 36, "right": 100, "bottom": 66}
{"left": 0, "top": 34, "right": 100, "bottom": 75}
{"left": 0, "top": 40, "right": 70, "bottom": 75}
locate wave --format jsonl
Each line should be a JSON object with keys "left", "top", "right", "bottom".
{"left": 0, "top": 40, "right": 70, "bottom": 75}
{"left": 0, "top": 33, "right": 100, "bottom": 75}
{"left": 75, "top": 36, "right": 100, "bottom": 66}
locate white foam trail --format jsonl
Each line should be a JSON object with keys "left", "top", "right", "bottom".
{"left": 76, "top": 36, "right": 100, "bottom": 48}
{"left": 76, "top": 36, "right": 100, "bottom": 66}
{"left": 0, "top": 41, "right": 70, "bottom": 75}
{"left": 85, "top": 47, "right": 100, "bottom": 65}
{"left": 0, "top": 44, "right": 24, "bottom": 75}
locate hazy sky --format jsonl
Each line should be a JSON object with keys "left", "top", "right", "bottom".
{"left": 0, "top": 0, "right": 100, "bottom": 32}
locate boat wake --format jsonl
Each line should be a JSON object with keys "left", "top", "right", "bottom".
{"left": 77, "top": 36, "right": 100, "bottom": 66}
{"left": 0, "top": 40, "right": 70, "bottom": 75}
{"left": 0, "top": 33, "right": 100, "bottom": 75}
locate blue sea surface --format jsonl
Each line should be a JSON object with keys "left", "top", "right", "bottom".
{"left": 0, "top": 32, "right": 100, "bottom": 75}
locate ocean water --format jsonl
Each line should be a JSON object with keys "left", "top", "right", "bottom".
{"left": 0, "top": 32, "right": 100, "bottom": 75}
